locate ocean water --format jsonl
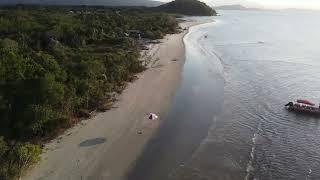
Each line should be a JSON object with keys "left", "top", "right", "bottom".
{"left": 127, "top": 10, "right": 320, "bottom": 180}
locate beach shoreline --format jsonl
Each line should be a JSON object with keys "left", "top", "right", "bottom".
{"left": 23, "top": 19, "right": 209, "bottom": 180}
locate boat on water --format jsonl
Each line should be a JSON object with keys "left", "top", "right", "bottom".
{"left": 285, "top": 99, "right": 320, "bottom": 115}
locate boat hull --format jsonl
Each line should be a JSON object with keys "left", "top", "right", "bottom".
{"left": 287, "top": 106, "right": 320, "bottom": 116}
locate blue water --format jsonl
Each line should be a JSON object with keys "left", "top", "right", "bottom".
{"left": 128, "top": 10, "right": 320, "bottom": 180}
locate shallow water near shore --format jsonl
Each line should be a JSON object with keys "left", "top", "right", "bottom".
{"left": 127, "top": 10, "right": 320, "bottom": 180}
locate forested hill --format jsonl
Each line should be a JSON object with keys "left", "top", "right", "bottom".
{"left": 0, "top": 0, "right": 164, "bottom": 7}
{"left": 156, "top": 0, "right": 216, "bottom": 16}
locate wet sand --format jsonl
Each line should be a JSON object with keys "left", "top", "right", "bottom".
{"left": 23, "top": 20, "right": 207, "bottom": 180}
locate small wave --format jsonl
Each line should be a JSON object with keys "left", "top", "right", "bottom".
{"left": 213, "top": 41, "right": 266, "bottom": 47}
{"left": 245, "top": 133, "right": 257, "bottom": 180}
{"left": 244, "top": 121, "right": 262, "bottom": 180}
{"left": 230, "top": 58, "right": 319, "bottom": 68}
{"left": 193, "top": 39, "right": 225, "bottom": 76}
{"left": 184, "top": 21, "right": 226, "bottom": 77}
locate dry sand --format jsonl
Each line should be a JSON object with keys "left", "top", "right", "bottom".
{"left": 23, "top": 20, "right": 207, "bottom": 180}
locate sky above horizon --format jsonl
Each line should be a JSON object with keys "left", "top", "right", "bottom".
{"left": 158, "top": 0, "right": 320, "bottom": 9}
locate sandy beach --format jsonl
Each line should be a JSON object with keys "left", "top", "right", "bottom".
{"left": 23, "top": 20, "right": 206, "bottom": 180}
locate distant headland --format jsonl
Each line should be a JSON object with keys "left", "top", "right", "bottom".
{"left": 156, "top": 0, "right": 217, "bottom": 16}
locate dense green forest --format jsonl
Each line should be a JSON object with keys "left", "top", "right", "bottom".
{"left": 156, "top": 0, "right": 217, "bottom": 16}
{"left": 0, "top": 0, "right": 164, "bottom": 7}
{"left": 0, "top": 6, "right": 178, "bottom": 179}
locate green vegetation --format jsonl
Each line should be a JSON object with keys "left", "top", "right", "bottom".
{"left": 0, "top": 138, "right": 41, "bottom": 180}
{"left": 156, "top": 0, "right": 217, "bottom": 16}
{"left": 0, "top": 6, "right": 178, "bottom": 179}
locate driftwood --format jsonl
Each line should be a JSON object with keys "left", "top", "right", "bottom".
{"left": 78, "top": 109, "right": 92, "bottom": 119}
{"left": 97, "top": 101, "right": 114, "bottom": 112}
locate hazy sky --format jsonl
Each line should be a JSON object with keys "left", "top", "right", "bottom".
{"left": 158, "top": 0, "right": 320, "bottom": 9}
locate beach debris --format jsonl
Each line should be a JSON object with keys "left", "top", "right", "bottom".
{"left": 97, "top": 101, "right": 114, "bottom": 112}
{"left": 137, "top": 131, "right": 143, "bottom": 134}
{"left": 149, "top": 39, "right": 161, "bottom": 44}
{"left": 141, "top": 45, "right": 149, "bottom": 50}
{"left": 78, "top": 109, "right": 91, "bottom": 118}
{"left": 147, "top": 113, "right": 159, "bottom": 120}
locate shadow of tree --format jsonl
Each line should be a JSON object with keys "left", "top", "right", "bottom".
{"left": 79, "top": 137, "right": 106, "bottom": 147}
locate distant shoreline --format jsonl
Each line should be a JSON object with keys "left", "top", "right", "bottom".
{"left": 24, "top": 19, "right": 210, "bottom": 180}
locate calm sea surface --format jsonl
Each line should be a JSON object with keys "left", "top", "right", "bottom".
{"left": 127, "top": 10, "right": 320, "bottom": 180}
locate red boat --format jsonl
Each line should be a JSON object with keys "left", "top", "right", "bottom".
{"left": 285, "top": 100, "right": 320, "bottom": 115}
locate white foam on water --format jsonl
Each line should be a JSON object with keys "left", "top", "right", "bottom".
{"left": 245, "top": 132, "right": 258, "bottom": 180}
{"left": 306, "top": 168, "right": 312, "bottom": 180}
{"left": 184, "top": 19, "right": 225, "bottom": 77}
